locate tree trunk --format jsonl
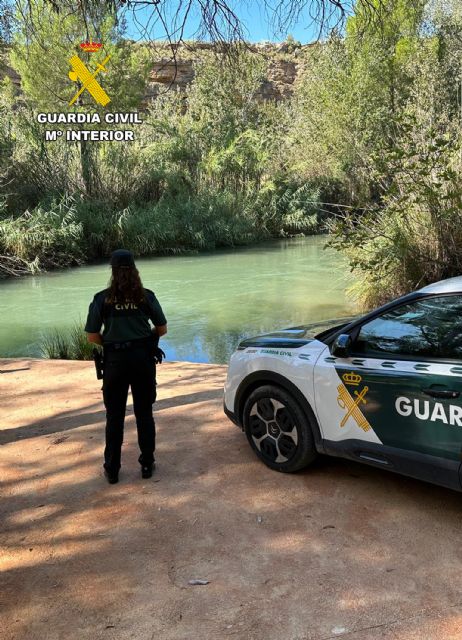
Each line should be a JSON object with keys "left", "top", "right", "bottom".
{"left": 80, "top": 138, "right": 93, "bottom": 196}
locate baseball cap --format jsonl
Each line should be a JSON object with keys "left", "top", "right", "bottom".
{"left": 110, "top": 249, "right": 135, "bottom": 267}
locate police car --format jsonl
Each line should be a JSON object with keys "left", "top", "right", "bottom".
{"left": 224, "top": 276, "right": 462, "bottom": 491}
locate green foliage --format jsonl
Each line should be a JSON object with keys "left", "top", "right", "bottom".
{"left": 187, "top": 49, "right": 268, "bottom": 149}
{"left": 5, "top": 0, "right": 462, "bottom": 307}
{"left": 289, "top": 0, "right": 462, "bottom": 308}
{"left": 248, "top": 180, "right": 324, "bottom": 236}
{"left": 285, "top": 35, "right": 302, "bottom": 53}
{"left": 290, "top": 0, "right": 428, "bottom": 208}
{"left": 0, "top": 39, "right": 328, "bottom": 278}
{"left": 328, "top": 119, "right": 462, "bottom": 308}
{"left": 0, "top": 196, "right": 84, "bottom": 272}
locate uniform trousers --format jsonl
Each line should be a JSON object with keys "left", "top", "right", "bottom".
{"left": 102, "top": 345, "right": 156, "bottom": 473}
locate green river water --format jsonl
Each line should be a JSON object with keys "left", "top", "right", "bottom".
{"left": 0, "top": 237, "right": 357, "bottom": 364}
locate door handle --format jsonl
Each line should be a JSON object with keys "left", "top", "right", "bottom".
{"left": 422, "top": 388, "right": 460, "bottom": 399}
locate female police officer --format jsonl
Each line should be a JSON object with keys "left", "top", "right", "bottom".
{"left": 85, "top": 249, "right": 167, "bottom": 484}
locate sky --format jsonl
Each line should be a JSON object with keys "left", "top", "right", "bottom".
{"left": 124, "top": 1, "right": 323, "bottom": 44}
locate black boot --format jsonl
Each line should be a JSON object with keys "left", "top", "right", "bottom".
{"left": 103, "top": 465, "right": 119, "bottom": 484}
{"left": 141, "top": 463, "right": 155, "bottom": 479}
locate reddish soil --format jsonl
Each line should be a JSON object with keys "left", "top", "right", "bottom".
{"left": 1, "top": 358, "right": 462, "bottom": 640}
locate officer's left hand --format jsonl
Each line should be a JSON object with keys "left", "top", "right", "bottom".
{"left": 154, "top": 347, "right": 166, "bottom": 365}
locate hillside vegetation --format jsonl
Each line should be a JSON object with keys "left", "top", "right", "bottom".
{"left": 0, "top": 13, "right": 324, "bottom": 279}
{"left": 2, "top": 0, "right": 462, "bottom": 309}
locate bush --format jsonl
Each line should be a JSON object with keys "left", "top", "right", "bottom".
{"left": 250, "top": 180, "right": 325, "bottom": 236}
{"left": 81, "top": 191, "right": 267, "bottom": 255}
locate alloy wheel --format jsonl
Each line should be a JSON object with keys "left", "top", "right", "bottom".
{"left": 248, "top": 397, "right": 299, "bottom": 464}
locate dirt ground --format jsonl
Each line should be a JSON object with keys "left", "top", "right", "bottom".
{"left": 1, "top": 358, "right": 462, "bottom": 640}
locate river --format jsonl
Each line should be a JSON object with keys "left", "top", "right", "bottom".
{"left": 0, "top": 236, "right": 357, "bottom": 363}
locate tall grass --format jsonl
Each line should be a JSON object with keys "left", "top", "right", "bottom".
{"left": 41, "top": 322, "right": 94, "bottom": 360}
{"left": 0, "top": 196, "right": 84, "bottom": 276}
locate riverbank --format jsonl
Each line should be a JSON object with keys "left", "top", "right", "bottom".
{"left": 0, "top": 193, "right": 324, "bottom": 279}
{"left": 2, "top": 358, "right": 462, "bottom": 640}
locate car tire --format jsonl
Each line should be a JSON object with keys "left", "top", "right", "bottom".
{"left": 242, "top": 384, "right": 317, "bottom": 473}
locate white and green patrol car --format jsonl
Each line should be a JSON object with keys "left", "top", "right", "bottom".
{"left": 224, "top": 276, "right": 462, "bottom": 491}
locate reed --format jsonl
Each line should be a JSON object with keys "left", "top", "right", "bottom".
{"left": 1, "top": 187, "right": 322, "bottom": 278}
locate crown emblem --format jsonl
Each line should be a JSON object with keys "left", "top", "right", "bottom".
{"left": 342, "top": 371, "right": 362, "bottom": 386}
{"left": 80, "top": 38, "right": 102, "bottom": 53}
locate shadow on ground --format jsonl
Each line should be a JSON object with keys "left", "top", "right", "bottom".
{"left": 1, "top": 359, "right": 462, "bottom": 640}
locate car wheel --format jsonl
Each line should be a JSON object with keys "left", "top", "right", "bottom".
{"left": 242, "top": 384, "right": 317, "bottom": 472}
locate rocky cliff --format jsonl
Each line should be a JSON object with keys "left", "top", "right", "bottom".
{"left": 146, "top": 41, "right": 311, "bottom": 102}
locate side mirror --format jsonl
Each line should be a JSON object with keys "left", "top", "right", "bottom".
{"left": 331, "top": 334, "right": 352, "bottom": 358}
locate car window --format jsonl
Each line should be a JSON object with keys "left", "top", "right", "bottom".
{"left": 354, "top": 295, "right": 462, "bottom": 359}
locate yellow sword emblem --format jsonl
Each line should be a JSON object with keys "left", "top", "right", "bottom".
{"left": 337, "top": 383, "right": 371, "bottom": 432}
{"left": 68, "top": 54, "right": 111, "bottom": 106}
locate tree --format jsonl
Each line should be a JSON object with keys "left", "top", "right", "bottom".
{"left": 326, "top": 1, "right": 462, "bottom": 308}
{"left": 10, "top": 0, "right": 150, "bottom": 196}
{"left": 288, "top": 0, "right": 426, "bottom": 207}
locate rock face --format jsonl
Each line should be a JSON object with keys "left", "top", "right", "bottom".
{"left": 146, "top": 59, "right": 195, "bottom": 101}
{"left": 145, "top": 42, "right": 308, "bottom": 102}
{"left": 2, "top": 62, "right": 20, "bottom": 87}
{"left": 256, "top": 59, "right": 298, "bottom": 101}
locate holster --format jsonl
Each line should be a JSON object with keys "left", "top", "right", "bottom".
{"left": 92, "top": 347, "right": 104, "bottom": 380}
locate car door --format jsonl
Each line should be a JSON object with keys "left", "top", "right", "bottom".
{"left": 313, "top": 294, "right": 462, "bottom": 484}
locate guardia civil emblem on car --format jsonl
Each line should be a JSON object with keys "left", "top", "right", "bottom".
{"left": 224, "top": 276, "right": 462, "bottom": 492}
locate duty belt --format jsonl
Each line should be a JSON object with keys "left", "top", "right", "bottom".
{"left": 104, "top": 336, "right": 152, "bottom": 351}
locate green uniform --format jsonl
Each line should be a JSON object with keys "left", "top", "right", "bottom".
{"left": 85, "top": 288, "right": 166, "bottom": 343}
